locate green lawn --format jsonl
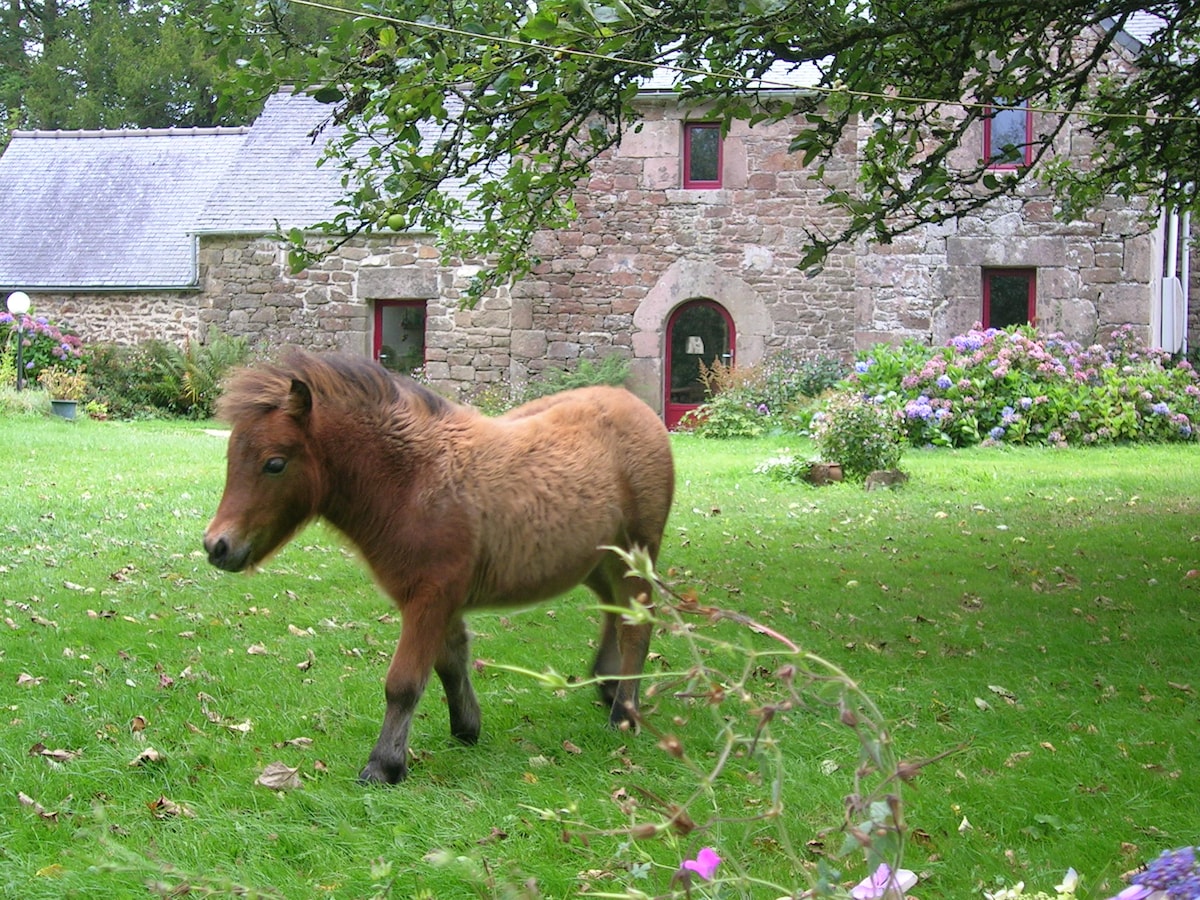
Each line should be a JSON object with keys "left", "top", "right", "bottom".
{"left": 1, "top": 417, "right": 1197, "bottom": 898}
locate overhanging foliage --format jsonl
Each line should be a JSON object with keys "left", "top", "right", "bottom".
{"left": 213, "top": 0, "right": 1200, "bottom": 295}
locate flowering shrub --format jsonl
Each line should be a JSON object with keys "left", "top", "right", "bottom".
{"left": 681, "top": 350, "right": 848, "bottom": 437}
{"left": 0, "top": 310, "right": 85, "bottom": 386}
{"left": 847, "top": 325, "right": 1200, "bottom": 448}
{"left": 810, "top": 391, "right": 904, "bottom": 480}
{"left": 1105, "top": 846, "right": 1200, "bottom": 899}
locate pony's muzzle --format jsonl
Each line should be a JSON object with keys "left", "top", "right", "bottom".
{"left": 204, "top": 530, "right": 251, "bottom": 572}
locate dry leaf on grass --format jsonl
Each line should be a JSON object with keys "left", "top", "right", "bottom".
{"left": 18, "top": 791, "right": 59, "bottom": 822}
{"left": 256, "top": 761, "right": 302, "bottom": 791}
{"left": 29, "top": 744, "right": 81, "bottom": 763}
{"left": 148, "top": 796, "right": 194, "bottom": 819}
{"left": 129, "top": 747, "right": 164, "bottom": 767}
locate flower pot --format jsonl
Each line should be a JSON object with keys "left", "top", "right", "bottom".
{"left": 50, "top": 399, "right": 78, "bottom": 420}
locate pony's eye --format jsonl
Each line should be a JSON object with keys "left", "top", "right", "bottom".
{"left": 263, "top": 457, "right": 287, "bottom": 475}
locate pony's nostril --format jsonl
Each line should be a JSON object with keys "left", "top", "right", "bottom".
{"left": 206, "top": 535, "right": 228, "bottom": 564}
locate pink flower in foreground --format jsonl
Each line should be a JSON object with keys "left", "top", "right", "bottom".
{"left": 851, "top": 863, "right": 918, "bottom": 899}
{"left": 681, "top": 847, "right": 721, "bottom": 881}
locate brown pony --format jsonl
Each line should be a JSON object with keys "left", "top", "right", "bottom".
{"left": 203, "top": 351, "right": 674, "bottom": 784}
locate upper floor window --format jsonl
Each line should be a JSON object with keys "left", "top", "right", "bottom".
{"left": 983, "top": 268, "right": 1036, "bottom": 329}
{"left": 984, "top": 101, "right": 1033, "bottom": 168}
{"left": 683, "top": 122, "right": 722, "bottom": 189}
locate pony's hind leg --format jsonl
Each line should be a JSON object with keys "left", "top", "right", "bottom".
{"left": 590, "top": 610, "right": 621, "bottom": 708}
{"left": 435, "top": 616, "right": 481, "bottom": 745}
{"left": 586, "top": 556, "right": 654, "bottom": 730}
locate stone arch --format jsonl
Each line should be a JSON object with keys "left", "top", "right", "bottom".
{"left": 631, "top": 260, "right": 772, "bottom": 413}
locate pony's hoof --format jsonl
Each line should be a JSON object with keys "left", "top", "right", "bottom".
{"left": 607, "top": 700, "right": 640, "bottom": 732}
{"left": 358, "top": 758, "right": 408, "bottom": 785}
{"left": 451, "top": 726, "right": 481, "bottom": 746}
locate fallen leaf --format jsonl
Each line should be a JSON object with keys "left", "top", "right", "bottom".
{"left": 17, "top": 672, "right": 44, "bottom": 688}
{"left": 246, "top": 643, "right": 268, "bottom": 655}
{"left": 562, "top": 740, "right": 582, "bottom": 755}
{"left": 988, "top": 684, "right": 1017, "bottom": 702}
{"left": 148, "top": 796, "right": 195, "bottom": 819}
{"left": 31, "top": 745, "right": 81, "bottom": 763}
{"left": 287, "top": 624, "right": 313, "bottom": 637}
{"left": 256, "top": 761, "right": 301, "bottom": 791}
{"left": 35, "top": 864, "right": 65, "bottom": 878}
{"left": 129, "top": 747, "right": 164, "bottom": 767}
{"left": 297, "top": 649, "right": 315, "bottom": 671}
{"left": 974, "top": 697, "right": 991, "bottom": 711}
{"left": 1004, "top": 751, "right": 1032, "bottom": 768}
{"left": 18, "top": 791, "right": 58, "bottom": 822}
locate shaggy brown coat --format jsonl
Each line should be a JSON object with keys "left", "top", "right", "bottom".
{"left": 204, "top": 351, "right": 675, "bottom": 784}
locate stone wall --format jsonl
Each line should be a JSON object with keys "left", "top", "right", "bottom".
{"left": 24, "top": 289, "right": 200, "bottom": 347}
{"left": 199, "top": 233, "right": 517, "bottom": 393}
{"left": 513, "top": 102, "right": 862, "bottom": 407}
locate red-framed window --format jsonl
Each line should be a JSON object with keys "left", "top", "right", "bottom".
{"left": 983, "top": 101, "right": 1033, "bottom": 168}
{"left": 983, "top": 268, "right": 1036, "bottom": 329}
{"left": 683, "top": 122, "right": 722, "bottom": 189}
{"left": 373, "top": 300, "right": 427, "bottom": 374}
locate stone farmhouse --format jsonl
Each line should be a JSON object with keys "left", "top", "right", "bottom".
{"left": 0, "top": 20, "right": 1195, "bottom": 426}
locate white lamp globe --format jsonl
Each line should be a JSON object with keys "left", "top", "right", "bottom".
{"left": 6, "top": 291, "right": 31, "bottom": 315}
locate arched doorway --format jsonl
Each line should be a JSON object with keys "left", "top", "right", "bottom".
{"left": 665, "top": 299, "right": 735, "bottom": 429}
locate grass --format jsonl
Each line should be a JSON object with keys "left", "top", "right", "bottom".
{"left": 1, "top": 416, "right": 1198, "bottom": 899}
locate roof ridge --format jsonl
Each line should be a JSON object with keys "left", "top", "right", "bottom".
{"left": 11, "top": 125, "right": 251, "bottom": 140}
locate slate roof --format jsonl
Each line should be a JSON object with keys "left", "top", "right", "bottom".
{"left": 194, "top": 88, "right": 348, "bottom": 236}
{"left": 0, "top": 126, "right": 248, "bottom": 290}
{"left": 0, "top": 88, "right": 343, "bottom": 291}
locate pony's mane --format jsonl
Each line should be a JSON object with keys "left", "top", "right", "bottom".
{"left": 217, "top": 350, "right": 452, "bottom": 426}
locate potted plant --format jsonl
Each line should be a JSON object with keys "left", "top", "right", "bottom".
{"left": 38, "top": 366, "right": 89, "bottom": 420}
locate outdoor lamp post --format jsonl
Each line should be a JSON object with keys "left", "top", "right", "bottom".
{"left": 6, "top": 291, "right": 31, "bottom": 390}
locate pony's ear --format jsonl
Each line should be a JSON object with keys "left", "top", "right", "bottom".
{"left": 284, "top": 378, "right": 313, "bottom": 424}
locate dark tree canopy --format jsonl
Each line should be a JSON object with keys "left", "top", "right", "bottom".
{"left": 0, "top": 1, "right": 347, "bottom": 144}
{"left": 216, "top": 2, "right": 1200, "bottom": 290}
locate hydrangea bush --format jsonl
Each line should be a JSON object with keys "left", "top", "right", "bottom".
{"left": 0, "top": 310, "right": 85, "bottom": 386}
{"left": 848, "top": 325, "right": 1199, "bottom": 448}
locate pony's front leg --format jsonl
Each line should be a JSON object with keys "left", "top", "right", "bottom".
{"left": 359, "top": 601, "right": 449, "bottom": 785}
